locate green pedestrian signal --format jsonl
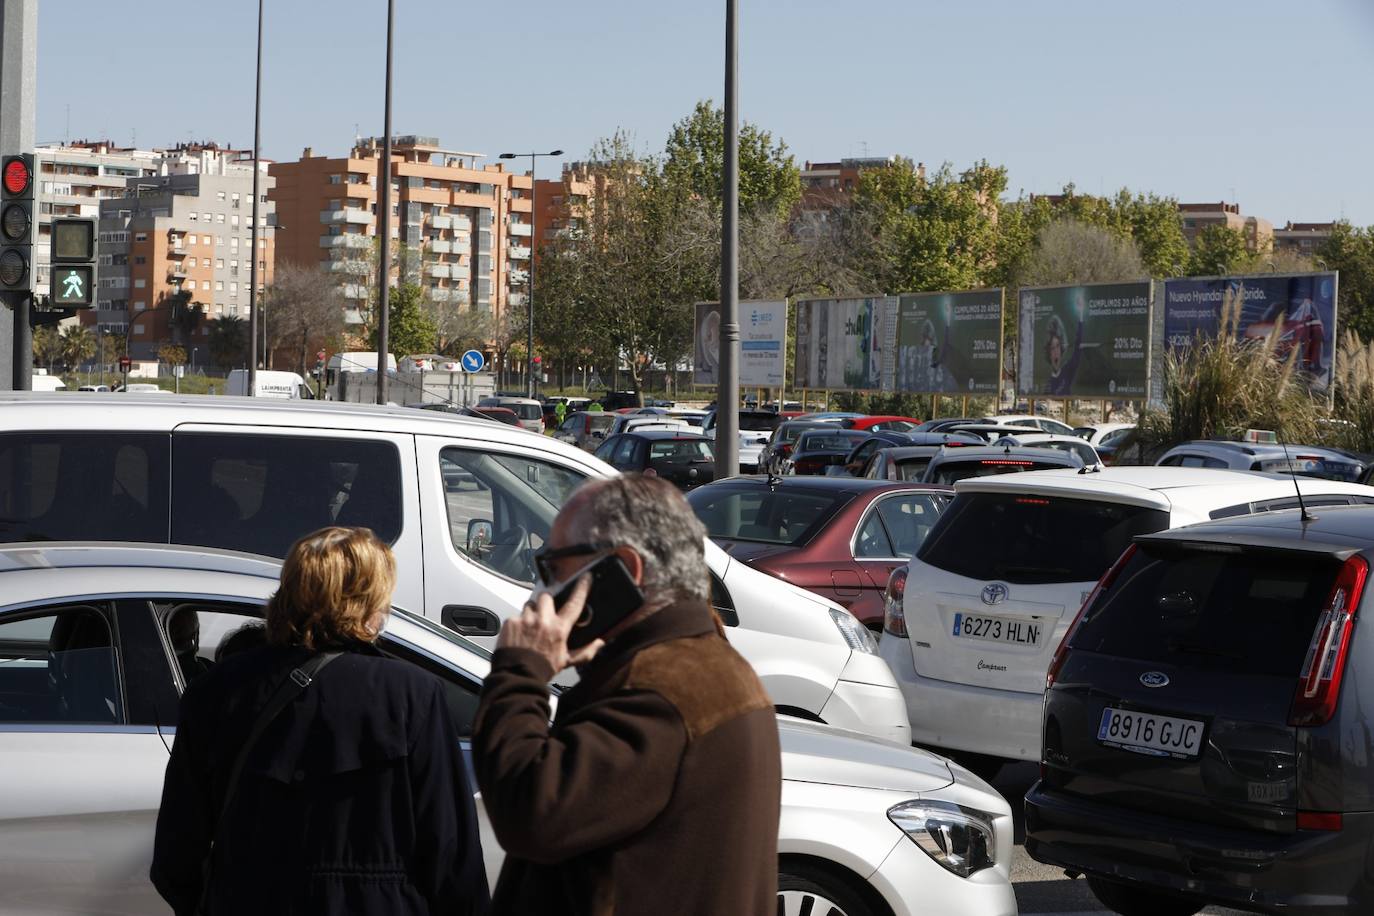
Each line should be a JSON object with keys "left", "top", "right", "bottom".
{"left": 49, "top": 217, "right": 98, "bottom": 309}
{"left": 53, "top": 266, "right": 93, "bottom": 305}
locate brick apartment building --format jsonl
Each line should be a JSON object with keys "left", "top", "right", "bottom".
{"left": 533, "top": 161, "right": 595, "bottom": 263}
{"left": 1273, "top": 221, "right": 1335, "bottom": 258}
{"left": 270, "top": 136, "right": 535, "bottom": 330}
{"left": 90, "top": 143, "right": 275, "bottom": 361}
{"left": 1178, "top": 201, "right": 1273, "bottom": 254}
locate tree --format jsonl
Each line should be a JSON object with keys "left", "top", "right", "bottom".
{"left": 59, "top": 325, "right": 96, "bottom": 370}
{"left": 157, "top": 344, "right": 187, "bottom": 367}
{"left": 1318, "top": 222, "right": 1374, "bottom": 339}
{"left": 206, "top": 316, "right": 248, "bottom": 370}
{"left": 267, "top": 262, "right": 346, "bottom": 376}
{"left": 660, "top": 100, "right": 801, "bottom": 219}
{"left": 341, "top": 237, "right": 426, "bottom": 348}
{"left": 366, "top": 283, "right": 437, "bottom": 356}
{"left": 1188, "top": 225, "right": 1250, "bottom": 277}
{"left": 98, "top": 331, "right": 127, "bottom": 370}
{"left": 32, "top": 326, "right": 62, "bottom": 372}
{"left": 1112, "top": 191, "right": 1190, "bottom": 277}
{"left": 1019, "top": 219, "right": 1146, "bottom": 287}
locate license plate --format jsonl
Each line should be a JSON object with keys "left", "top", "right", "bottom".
{"left": 1097, "top": 707, "right": 1204, "bottom": 759}
{"left": 950, "top": 612, "right": 1042, "bottom": 647}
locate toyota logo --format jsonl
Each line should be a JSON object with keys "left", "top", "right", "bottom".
{"left": 981, "top": 584, "right": 1008, "bottom": 606}
{"left": 1139, "top": 671, "right": 1170, "bottom": 688}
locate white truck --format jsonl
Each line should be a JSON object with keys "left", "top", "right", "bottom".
{"left": 225, "top": 369, "right": 315, "bottom": 399}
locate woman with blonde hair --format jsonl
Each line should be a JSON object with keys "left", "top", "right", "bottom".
{"left": 151, "top": 527, "right": 488, "bottom": 916}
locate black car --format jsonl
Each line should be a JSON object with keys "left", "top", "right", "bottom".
{"left": 863, "top": 436, "right": 985, "bottom": 481}
{"left": 760, "top": 420, "right": 833, "bottom": 476}
{"left": 840, "top": 431, "right": 985, "bottom": 478}
{"left": 786, "top": 429, "right": 870, "bottom": 476}
{"left": 593, "top": 430, "right": 716, "bottom": 490}
{"left": 1027, "top": 505, "right": 1374, "bottom": 915}
{"left": 598, "top": 390, "right": 643, "bottom": 411}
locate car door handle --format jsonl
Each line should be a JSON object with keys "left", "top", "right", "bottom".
{"left": 442, "top": 605, "right": 502, "bottom": 637}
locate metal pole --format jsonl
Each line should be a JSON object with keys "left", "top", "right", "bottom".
{"left": 375, "top": 0, "right": 394, "bottom": 405}
{"left": 2, "top": 0, "right": 36, "bottom": 391}
{"left": 715, "top": 0, "right": 740, "bottom": 479}
{"left": 247, "top": 0, "right": 263, "bottom": 394}
{"left": 527, "top": 153, "right": 536, "bottom": 399}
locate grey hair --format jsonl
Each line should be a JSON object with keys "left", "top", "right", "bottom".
{"left": 568, "top": 474, "right": 710, "bottom": 605}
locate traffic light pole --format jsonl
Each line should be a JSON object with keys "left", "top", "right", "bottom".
{"left": 0, "top": 0, "right": 37, "bottom": 392}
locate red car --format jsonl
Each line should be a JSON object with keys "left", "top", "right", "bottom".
{"left": 841, "top": 415, "right": 922, "bottom": 432}
{"left": 687, "top": 475, "right": 952, "bottom": 631}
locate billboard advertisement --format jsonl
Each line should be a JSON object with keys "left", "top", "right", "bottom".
{"left": 794, "top": 296, "right": 896, "bottom": 391}
{"left": 1017, "top": 281, "right": 1152, "bottom": 398}
{"left": 1161, "top": 272, "right": 1338, "bottom": 393}
{"left": 894, "top": 289, "right": 1003, "bottom": 395}
{"left": 693, "top": 300, "right": 788, "bottom": 388}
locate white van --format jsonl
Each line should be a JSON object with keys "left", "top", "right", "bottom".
{"left": 30, "top": 375, "right": 66, "bottom": 392}
{"left": 224, "top": 369, "right": 315, "bottom": 399}
{"left": 0, "top": 393, "right": 909, "bottom": 743}
{"left": 880, "top": 466, "right": 1374, "bottom": 772}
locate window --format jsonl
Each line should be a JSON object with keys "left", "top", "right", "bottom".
{"left": 215, "top": 258, "right": 224, "bottom": 269}
{"left": 611, "top": 437, "right": 638, "bottom": 466}
{"left": 133, "top": 279, "right": 145, "bottom": 289}
{"left": 689, "top": 487, "right": 852, "bottom": 547}
{"left": 0, "top": 433, "right": 170, "bottom": 544}
{"left": 229, "top": 282, "right": 238, "bottom": 294}
{"left": 215, "top": 280, "right": 224, "bottom": 291}
{"left": 201, "top": 281, "right": 211, "bottom": 291}
{"left": 170, "top": 433, "right": 403, "bottom": 559}
{"left": 216, "top": 213, "right": 225, "bottom": 224}
{"left": 134, "top": 301, "right": 146, "bottom": 310}
{"left": 188, "top": 212, "right": 197, "bottom": 221}
{"left": 216, "top": 191, "right": 226, "bottom": 201}
{"left": 871, "top": 493, "right": 947, "bottom": 557}
{"left": 854, "top": 512, "right": 894, "bottom": 559}
{"left": 187, "top": 235, "right": 196, "bottom": 245}
{"left": 438, "top": 447, "right": 588, "bottom": 583}
{"left": 231, "top": 215, "right": 239, "bottom": 228}
{"left": 134, "top": 256, "right": 146, "bottom": 265}
{"left": 187, "top": 257, "right": 197, "bottom": 268}
{"left": 0, "top": 606, "right": 123, "bottom": 724}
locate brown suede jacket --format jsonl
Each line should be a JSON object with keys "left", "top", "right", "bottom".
{"left": 472, "top": 599, "right": 781, "bottom": 916}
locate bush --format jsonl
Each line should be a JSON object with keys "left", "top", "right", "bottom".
{"left": 1327, "top": 331, "right": 1374, "bottom": 454}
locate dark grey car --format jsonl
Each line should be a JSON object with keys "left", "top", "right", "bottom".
{"left": 1026, "top": 505, "right": 1374, "bottom": 915}
{"left": 920, "top": 444, "right": 1083, "bottom": 484}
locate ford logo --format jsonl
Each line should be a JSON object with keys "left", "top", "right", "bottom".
{"left": 981, "top": 584, "right": 1008, "bottom": 606}
{"left": 1140, "top": 671, "right": 1170, "bottom": 688}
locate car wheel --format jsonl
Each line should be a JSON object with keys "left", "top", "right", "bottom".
{"left": 1087, "top": 876, "right": 1203, "bottom": 916}
{"left": 777, "top": 865, "right": 876, "bottom": 916}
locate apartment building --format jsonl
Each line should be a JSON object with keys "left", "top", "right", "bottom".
{"left": 533, "top": 161, "right": 595, "bottom": 263}
{"left": 1178, "top": 201, "right": 1274, "bottom": 254}
{"left": 270, "top": 136, "right": 534, "bottom": 326}
{"left": 89, "top": 145, "right": 275, "bottom": 360}
{"left": 1273, "top": 221, "right": 1335, "bottom": 258}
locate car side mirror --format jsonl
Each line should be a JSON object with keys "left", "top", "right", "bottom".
{"left": 467, "top": 519, "right": 494, "bottom": 555}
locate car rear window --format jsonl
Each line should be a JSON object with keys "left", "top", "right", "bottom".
{"left": 927, "top": 457, "right": 1072, "bottom": 485}
{"left": 1070, "top": 546, "right": 1340, "bottom": 677}
{"left": 689, "top": 487, "right": 851, "bottom": 546}
{"left": 894, "top": 456, "right": 933, "bottom": 480}
{"left": 508, "top": 404, "right": 542, "bottom": 420}
{"left": 738, "top": 413, "right": 781, "bottom": 433}
{"left": 918, "top": 492, "right": 1169, "bottom": 584}
{"left": 798, "top": 431, "right": 865, "bottom": 452}
{"left": 649, "top": 439, "right": 712, "bottom": 461}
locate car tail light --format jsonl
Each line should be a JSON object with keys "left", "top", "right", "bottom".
{"left": 883, "top": 566, "right": 908, "bottom": 637}
{"left": 1297, "top": 811, "right": 1343, "bottom": 831}
{"left": 779, "top": 443, "right": 794, "bottom": 456}
{"left": 1046, "top": 544, "right": 1138, "bottom": 690}
{"left": 1290, "top": 556, "right": 1369, "bottom": 727}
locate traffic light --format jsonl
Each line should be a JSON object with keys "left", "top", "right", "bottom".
{"left": 0, "top": 154, "right": 35, "bottom": 295}
{"left": 49, "top": 217, "right": 97, "bottom": 308}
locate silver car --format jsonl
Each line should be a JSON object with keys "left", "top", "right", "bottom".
{"left": 0, "top": 544, "right": 1016, "bottom": 916}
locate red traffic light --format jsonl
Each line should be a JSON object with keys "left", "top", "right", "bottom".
{"left": 3, "top": 158, "right": 30, "bottom": 196}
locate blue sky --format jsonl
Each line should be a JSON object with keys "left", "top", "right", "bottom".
{"left": 35, "top": 0, "right": 1374, "bottom": 225}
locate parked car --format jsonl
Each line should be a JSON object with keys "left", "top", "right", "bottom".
{"left": 929, "top": 422, "right": 1043, "bottom": 444}
{"left": 1027, "top": 504, "right": 1374, "bottom": 915}
{"left": 1073, "top": 423, "right": 1137, "bottom": 465}
{"left": 1156, "top": 439, "right": 1366, "bottom": 481}
{"left": 597, "top": 390, "right": 642, "bottom": 411}
{"left": 477, "top": 396, "right": 544, "bottom": 433}
{"left": 414, "top": 403, "right": 522, "bottom": 427}
{"left": 841, "top": 415, "right": 922, "bottom": 433}
{"left": 77, "top": 384, "right": 111, "bottom": 392}
{"left": 760, "top": 420, "right": 833, "bottom": 477}
{"left": 0, "top": 393, "right": 908, "bottom": 742}
{"left": 992, "top": 433, "right": 1101, "bottom": 466}
{"left": 604, "top": 413, "right": 692, "bottom": 438}
{"left": 921, "top": 444, "right": 1084, "bottom": 484}
{"left": 831, "top": 430, "right": 920, "bottom": 477}
{"left": 982, "top": 414, "right": 1076, "bottom": 436}
{"left": 593, "top": 430, "right": 716, "bottom": 490}
{"left": 864, "top": 440, "right": 982, "bottom": 482}
{"left": 795, "top": 411, "right": 866, "bottom": 424}
{"left": 786, "top": 428, "right": 871, "bottom": 475}
{"left": 691, "top": 476, "right": 952, "bottom": 631}
{"left": 879, "top": 466, "right": 1374, "bottom": 777}
{"left": 0, "top": 543, "right": 1015, "bottom": 916}
{"left": 912, "top": 417, "right": 979, "bottom": 433}
{"left": 702, "top": 409, "right": 784, "bottom": 473}
{"left": 552, "top": 409, "right": 617, "bottom": 450}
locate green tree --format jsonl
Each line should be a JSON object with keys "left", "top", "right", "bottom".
{"left": 32, "top": 326, "right": 62, "bottom": 372}
{"left": 367, "top": 283, "right": 437, "bottom": 356}
{"left": 60, "top": 325, "right": 96, "bottom": 370}
{"left": 1188, "top": 225, "right": 1250, "bottom": 276}
{"left": 1317, "top": 222, "right": 1374, "bottom": 339}
{"left": 206, "top": 316, "right": 248, "bottom": 370}
{"left": 1112, "top": 191, "right": 1190, "bottom": 277}
{"left": 660, "top": 100, "right": 801, "bottom": 219}
{"left": 157, "top": 344, "right": 187, "bottom": 367}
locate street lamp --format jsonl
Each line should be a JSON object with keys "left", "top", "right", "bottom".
{"left": 248, "top": 0, "right": 265, "bottom": 394}
{"left": 498, "top": 148, "right": 563, "bottom": 399}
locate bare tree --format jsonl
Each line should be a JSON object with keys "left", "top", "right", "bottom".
{"left": 267, "top": 262, "right": 346, "bottom": 376}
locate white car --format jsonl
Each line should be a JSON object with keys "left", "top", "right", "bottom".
{"left": 1071, "top": 422, "right": 1135, "bottom": 447}
{"left": 991, "top": 433, "right": 1100, "bottom": 467}
{"left": 0, "top": 393, "right": 909, "bottom": 744}
{"left": 604, "top": 414, "right": 691, "bottom": 438}
{"left": 701, "top": 408, "right": 780, "bottom": 473}
{"left": 880, "top": 466, "right": 1374, "bottom": 774}
{"left": 982, "top": 414, "right": 1075, "bottom": 436}
{"left": 0, "top": 544, "right": 1016, "bottom": 916}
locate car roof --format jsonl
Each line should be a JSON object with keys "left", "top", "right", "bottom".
{"left": 1163, "top": 440, "right": 1359, "bottom": 461}
{"left": 0, "top": 541, "right": 284, "bottom": 578}
{"left": 703, "top": 475, "right": 950, "bottom": 494}
{"left": 996, "top": 433, "right": 1090, "bottom": 446}
{"left": 956, "top": 465, "right": 1374, "bottom": 512}
{"left": 931, "top": 445, "right": 1082, "bottom": 464}
{"left": 879, "top": 445, "right": 955, "bottom": 459}
{"left": 1138, "top": 504, "right": 1374, "bottom": 558}
{"left": 625, "top": 429, "right": 710, "bottom": 440}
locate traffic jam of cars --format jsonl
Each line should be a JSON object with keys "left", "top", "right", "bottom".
{"left": 5, "top": 390, "right": 1374, "bottom": 915}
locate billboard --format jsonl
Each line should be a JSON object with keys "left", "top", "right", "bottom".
{"left": 1161, "top": 272, "right": 1338, "bottom": 393}
{"left": 894, "top": 289, "right": 1003, "bottom": 395}
{"left": 1017, "top": 281, "right": 1152, "bottom": 398}
{"left": 693, "top": 300, "right": 788, "bottom": 388}
{"left": 794, "top": 296, "right": 896, "bottom": 391}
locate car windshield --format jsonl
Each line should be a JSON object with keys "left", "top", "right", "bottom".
{"left": 927, "top": 457, "right": 1072, "bottom": 485}
{"left": 918, "top": 492, "right": 1169, "bottom": 584}
{"left": 738, "top": 413, "right": 781, "bottom": 433}
{"left": 689, "top": 486, "right": 851, "bottom": 546}
{"left": 797, "top": 431, "right": 864, "bottom": 452}
{"left": 648, "top": 439, "right": 713, "bottom": 461}
{"left": 1070, "top": 545, "right": 1339, "bottom": 677}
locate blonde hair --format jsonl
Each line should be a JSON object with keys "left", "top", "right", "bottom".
{"left": 267, "top": 527, "right": 396, "bottom": 649}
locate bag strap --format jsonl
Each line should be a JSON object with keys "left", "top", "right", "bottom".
{"left": 197, "top": 651, "right": 341, "bottom": 914}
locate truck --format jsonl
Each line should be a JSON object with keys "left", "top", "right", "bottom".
{"left": 225, "top": 369, "right": 315, "bottom": 399}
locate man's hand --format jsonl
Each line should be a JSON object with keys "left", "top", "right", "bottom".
{"left": 497, "top": 575, "right": 605, "bottom": 674}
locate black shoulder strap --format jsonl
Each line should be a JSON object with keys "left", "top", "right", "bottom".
{"left": 197, "top": 651, "right": 341, "bottom": 914}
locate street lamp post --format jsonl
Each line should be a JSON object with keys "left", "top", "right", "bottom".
{"left": 376, "top": 0, "right": 395, "bottom": 405}
{"left": 247, "top": 0, "right": 264, "bottom": 396}
{"left": 499, "top": 148, "right": 562, "bottom": 399}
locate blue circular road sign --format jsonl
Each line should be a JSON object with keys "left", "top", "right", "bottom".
{"left": 460, "top": 349, "right": 485, "bottom": 373}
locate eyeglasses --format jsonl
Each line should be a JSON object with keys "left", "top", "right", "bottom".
{"left": 533, "top": 541, "right": 614, "bottom": 585}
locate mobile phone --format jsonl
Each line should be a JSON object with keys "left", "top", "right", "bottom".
{"left": 556, "top": 553, "right": 644, "bottom": 650}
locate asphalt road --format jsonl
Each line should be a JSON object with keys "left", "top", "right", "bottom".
{"left": 994, "top": 762, "right": 1252, "bottom": 916}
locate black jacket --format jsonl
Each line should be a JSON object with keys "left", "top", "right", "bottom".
{"left": 151, "top": 643, "right": 488, "bottom": 916}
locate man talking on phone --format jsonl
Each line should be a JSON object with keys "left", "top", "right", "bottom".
{"left": 472, "top": 474, "right": 781, "bottom": 916}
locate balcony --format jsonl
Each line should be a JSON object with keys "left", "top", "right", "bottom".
{"left": 342, "top": 284, "right": 368, "bottom": 300}
{"left": 450, "top": 264, "right": 470, "bottom": 280}
{"left": 430, "top": 240, "right": 452, "bottom": 254}
{"left": 327, "top": 259, "right": 369, "bottom": 274}
{"left": 429, "top": 287, "right": 453, "bottom": 302}
{"left": 509, "top": 222, "right": 533, "bottom": 237}
{"left": 509, "top": 269, "right": 530, "bottom": 286}
{"left": 429, "top": 264, "right": 448, "bottom": 279}
{"left": 167, "top": 245, "right": 188, "bottom": 258}
{"left": 167, "top": 266, "right": 187, "bottom": 280}
{"left": 509, "top": 245, "right": 531, "bottom": 261}
{"left": 320, "top": 207, "right": 373, "bottom": 225}
{"left": 453, "top": 217, "right": 472, "bottom": 233}
{"left": 320, "top": 233, "right": 369, "bottom": 249}
{"left": 508, "top": 292, "right": 526, "bottom": 307}
{"left": 431, "top": 215, "right": 452, "bottom": 229}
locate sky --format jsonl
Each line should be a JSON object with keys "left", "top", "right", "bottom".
{"left": 33, "top": 0, "right": 1374, "bottom": 226}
